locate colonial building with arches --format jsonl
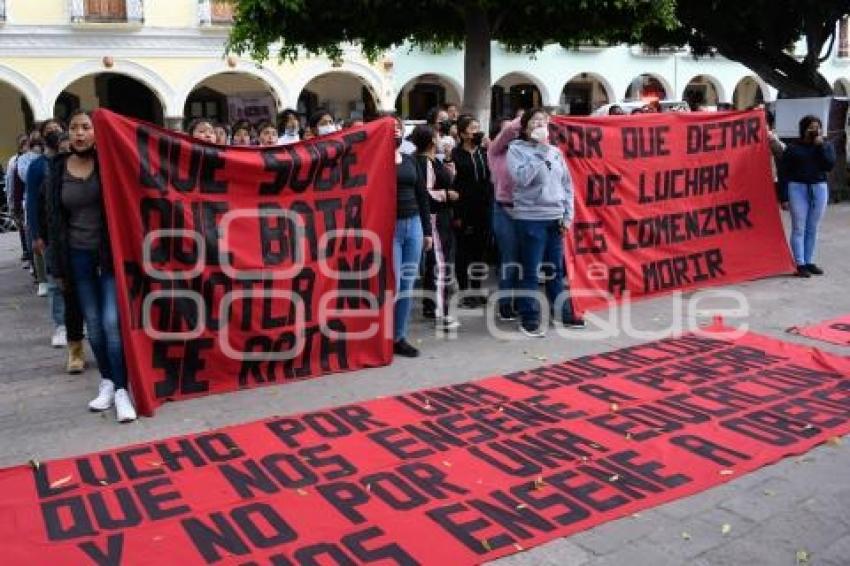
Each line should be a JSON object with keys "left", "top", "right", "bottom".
{"left": 0, "top": 0, "right": 848, "bottom": 158}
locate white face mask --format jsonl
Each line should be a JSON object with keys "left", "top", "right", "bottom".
{"left": 317, "top": 124, "right": 336, "bottom": 136}
{"left": 530, "top": 126, "right": 549, "bottom": 144}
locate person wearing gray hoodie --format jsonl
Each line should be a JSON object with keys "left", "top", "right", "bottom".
{"left": 507, "top": 108, "right": 584, "bottom": 337}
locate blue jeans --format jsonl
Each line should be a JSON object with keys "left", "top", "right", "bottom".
{"left": 47, "top": 274, "right": 65, "bottom": 328}
{"left": 788, "top": 182, "right": 828, "bottom": 265}
{"left": 393, "top": 216, "right": 424, "bottom": 342}
{"left": 69, "top": 248, "right": 127, "bottom": 389}
{"left": 514, "top": 219, "right": 574, "bottom": 327}
{"left": 492, "top": 203, "right": 520, "bottom": 308}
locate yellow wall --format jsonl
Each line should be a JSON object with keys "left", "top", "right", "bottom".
{"left": 144, "top": 0, "right": 196, "bottom": 28}
{"left": 0, "top": 84, "right": 28, "bottom": 161}
{"left": 8, "top": 0, "right": 67, "bottom": 26}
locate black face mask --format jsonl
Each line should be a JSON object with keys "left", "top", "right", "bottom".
{"left": 70, "top": 145, "right": 96, "bottom": 158}
{"left": 44, "top": 131, "right": 61, "bottom": 152}
{"left": 472, "top": 132, "right": 484, "bottom": 145}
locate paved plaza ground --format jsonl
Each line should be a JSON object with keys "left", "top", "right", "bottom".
{"left": 1, "top": 206, "right": 849, "bottom": 565}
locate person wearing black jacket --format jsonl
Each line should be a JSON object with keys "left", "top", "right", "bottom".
{"left": 410, "top": 125, "right": 461, "bottom": 331}
{"left": 779, "top": 115, "right": 836, "bottom": 277}
{"left": 392, "top": 116, "right": 432, "bottom": 357}
{"left": 451, "top": 115, "right": 492, "bottom": 307}
{"left": 47, "top": 110, "right": 136, "bottom": 422}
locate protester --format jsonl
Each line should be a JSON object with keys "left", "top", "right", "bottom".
{"left": 451, "top": 115, "right": 492, "bottom": 307}
{"left": 608, "top": 105, "right": 625, "bottom": 116}
{"left": 309, "top": 110, "right": 337, "bottom": 138}
{"left": 18, "top": 130, "right": 47, "bottom": 293}
{"left": 46, "top": 110, "right": 136, "bottom": 422}
{"left": 231, "top": 120, "right": 253, "bottom": 146}
{"left": 507, "top": 108, "right": 584, "bottom": 337}
{"left": 427, "top": 107, "right": 456, "bottom": 162}
{"left": 765, "top": 110, "right": 785, "bottom": 201}
{"left": 214, "top": 123, "right": 230, "bottom": 145}
{"left": 5, "top": 134, "right": 31, "bottom": 269}
{"left": 780, "top": 115, "right": 836, "bottom": 277}
{"left": 445, "top": 103, "right": 460, "bottom": 123}
{"left": 257, "top": 121, "right": 279, "bottom": 146}
{"left": 277, "top": 109, "right": 301, "bottom": 145}
{"left": 487, "top": 116, "right": 522, "bottom": 321}
{"left": 186, "top": 118, "right": 217, "bottom": 143}
{"left": 26, "top": 119, "right": 71, "bottom": 351}
{"left": 392, "top": 116, "right": 433, "bottom": 357}
{"left": 410, "top": 124, "right": 460, "bottom": 331}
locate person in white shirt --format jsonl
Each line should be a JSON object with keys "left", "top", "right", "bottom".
{"left": 277, "top": 109, "right": 301, "bottom": 145}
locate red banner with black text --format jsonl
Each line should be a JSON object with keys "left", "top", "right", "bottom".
{"left": 92, "top": 110, "right": 396, "bottom": 417}
{"left": 0, "top": 327, "right": 849, "bottom": 564}
{"left": 553, "top": 111, "right": 795, "bottom": 313}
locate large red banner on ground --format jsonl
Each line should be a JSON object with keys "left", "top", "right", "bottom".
{"left": 553, "top": 111, "right": 795, "bottom": 313}
{"left": 92, "top": 110, "right": 396, "bottom": 417}
{"left": 790, "top": 314, "right": 850, "bottom": 346}
{"left": 1, "top": 327, "right": 848, "bottom": 564}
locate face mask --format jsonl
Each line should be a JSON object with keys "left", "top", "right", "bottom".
{"left": 317, "top": 124, "right": 336, "bottom": 136}
{"left": 70, "top": 145, "right": 96, "bottom": 158}
{"left": 472, "top": 132, "right": 484, "bottom": 145}
{"left": 285, "top": 127, "right": 298, "bottom": 136}
{"left": 44, "top": 131, "right": 61, "bottom": 152}
{"left": 530, "top": 126, "right": 549, "bottom": 144}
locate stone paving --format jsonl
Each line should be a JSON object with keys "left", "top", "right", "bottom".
{"left": 1, "top": 206, "right": 849, "bottom": 565}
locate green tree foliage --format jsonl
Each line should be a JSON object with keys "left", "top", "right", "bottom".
{"left": 228, "top": 0, "right": 676, "bottom": 126}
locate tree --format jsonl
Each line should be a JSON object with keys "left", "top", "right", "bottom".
{"left": 227, "top": 0, "right": 676, "bottom": 129}
{"left": 646, "top": 1, "right": 850, "bottom": 97}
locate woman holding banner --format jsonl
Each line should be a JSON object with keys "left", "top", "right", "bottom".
{"left": 780, "top": 115, "right": 836, "bottom": 278}
{"left": 507, "top": 108, "right": 584, "bottom": 337}
{"left": 392, "top": 116, "right": 433, "bottom": 357}
{"left": 46, "top": 110, "right": 137, "bottom": 423}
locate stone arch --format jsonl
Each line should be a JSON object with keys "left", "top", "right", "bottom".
{"left": 624, "top": 72, "right": 672, "bottom": 101}
{"left": 46, "top": 59, "right": 174, "bottom": 117}
{"left": 176, "top": 59, "right": 290, "bottom": 121}
{"left": 560, "top": 72, "right": 615, "bottom": 115}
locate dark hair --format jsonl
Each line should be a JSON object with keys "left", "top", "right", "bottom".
{"left": 444, "top": 102, "right": 458, "bottom": 110}
{"left": 608, "top": 105, "right": 623, "bottom": 116}
{"left": 518, "top": 107, "right": 548, "bottom": 140}
{"left": 425, "top": 107, "right": 445, "bottom": 126}
{"left": 68, "top": 109, "right": 93, "bottom": 122}
{"left": 39, "top": 118, "right": 65, "bottom": 138}
{"left": 232, "top": 120, "right": 252, "bottom": 134}
{"left": 308, "top": 109, "right": 334, "bottom": 130}
{"left": 186, "top": 117, "right": 212, "bottom": 135}
{"left": 456, "top": 114, "right": 477, "bottom": 136}
{"left": 798, "top": 114, "right": 822, "bottom": 140}
{"left": 766, "top": 110, "right": 776, "bottom": 129}
{"left": 409, "top": 124, "right": 436, "bottom": 153}
{"left": 256, "top": 120, "right": 276, "bottom": 134}
{"left": 278, "top": 108, "right": 299, "bottom": 128}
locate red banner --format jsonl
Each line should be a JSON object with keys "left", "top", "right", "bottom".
{"left": 553, "top": 111, "right": 795, "bottom": 313}
{"left": 92, "top": 110, "right": 396, "bottom": 417}
{"left": 790, "top": 314, "right": 850, "bottom": 346}
{"left": 1, "top": 327, "right": 849, "bottom": 564}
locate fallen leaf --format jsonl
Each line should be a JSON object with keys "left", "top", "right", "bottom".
{"left": 795, "top": 549, "right": 810, "bottom": 564}
{"left": 681, "top": 532, "right": 692, "bottom": 540}
{"left": 827, "top": 436, "right": 842, "bottom": 447}
{"left": 609, "top": 474, "right": 620, "bottom": 483}
{"left": 719, "top": 469, "right": 734, "bottom": 476}
{"left": 631, "top": 513, "right": 642, "bottom": 519}
{"left": 721, "top": 523, "right": 732, "bottom": 535}
{"left": 442, "top": 460, "right": 452, "bottom": 468}
{"left": 296, "top": 488, "right": 308, "bottom": 496}
{"left": 481, "top": 539, "right": 491, "bottom": 551}
{"left": 50, "top": 475, "right": 72, "bottom": 489}
{"left": 763, "top": 489, "right": 776, "bottom": 497}
{"left": 513, "top": 543, "right": 524, "bottom": 551}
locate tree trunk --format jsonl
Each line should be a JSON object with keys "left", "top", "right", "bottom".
{"left": 462, "top": 4, "right": 492, "bottom": 133}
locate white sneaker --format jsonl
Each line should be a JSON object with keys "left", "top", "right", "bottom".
{"left": 37, "top": 282, "right": 48, "bottom": 297}
{"left": 51, "top": 325, "right": 67, "bottom": 348}
{"left": 88, "top": 379, "right": 115, "bottom": 412}
{"left": 435, "top": 316, "right": 461, "bottom": 331}
{"left": 114, "top": 389, "right": 137, "bottom": 423}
